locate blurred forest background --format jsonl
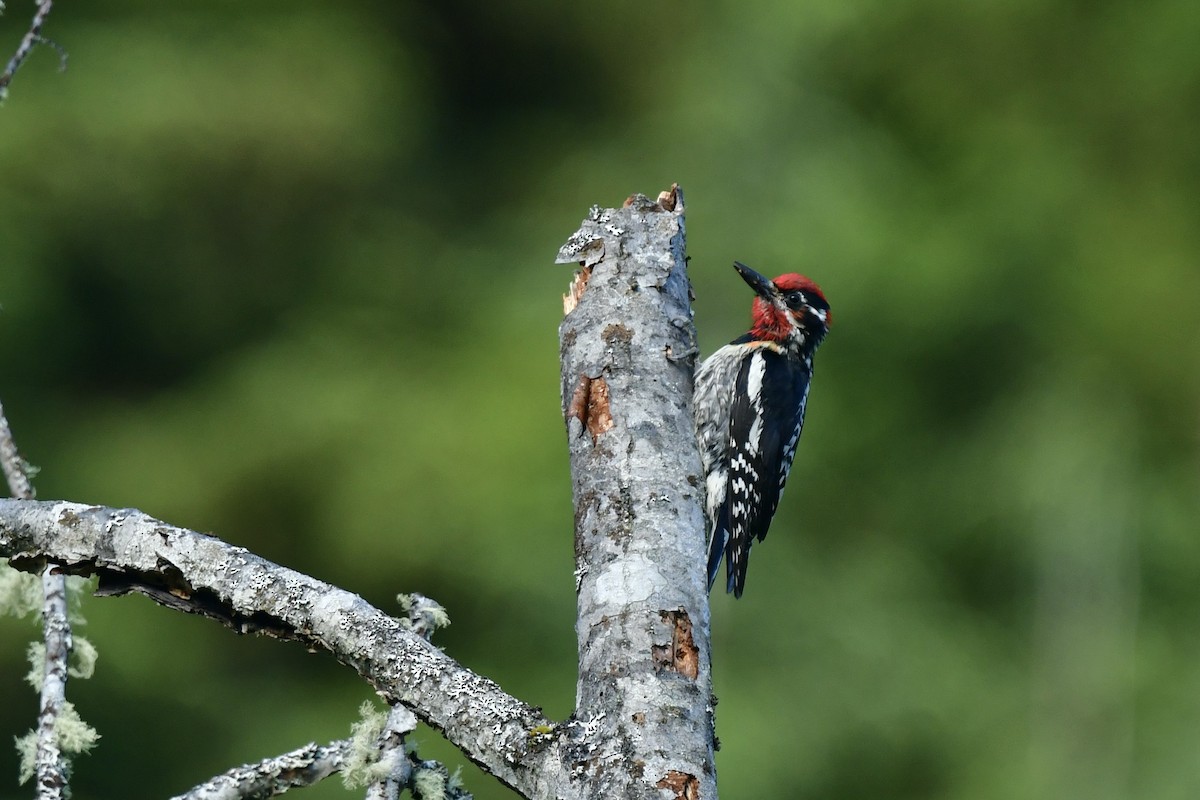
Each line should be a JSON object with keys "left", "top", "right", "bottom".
{"left": 1, "top": 1, "right": 1198, "bottom": 798}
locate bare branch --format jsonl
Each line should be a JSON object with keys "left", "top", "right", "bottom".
{"left": 555, "top": 186, "right": 717, "bottom": 799}
{"left": 168, "top": 740, "right": 351, "bottom": 800}
{"left": 1, "top": 401, "right": 78, "bottom": 799}
{"left": 0, "top": 400, "right": 34, "bottom": 499}
{"left": 0, "top": 500, "right": 556, "bottom": 798}
{"left": 0, "top": 0, "right": 64, "bottom": 99}
{"left": 363, "top": 705, "right": 418, "bottom": 800}
{"left": 168, "top": 702, "right": 467, "bottom": 800}
{"left": 0, "top": 184, "right": 712, "bottom": 799}
{"left": 174, "top": 593, "right": 455, "bottom": 799}
{"left": 364, "top": 594, "right": 451, "bottom": 799}
{"left": 29, "top": 569, "right": 73, "bottom": 798}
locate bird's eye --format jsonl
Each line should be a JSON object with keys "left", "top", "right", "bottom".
{"left": 785, "top": 292, "right": 805, "bottom": 308}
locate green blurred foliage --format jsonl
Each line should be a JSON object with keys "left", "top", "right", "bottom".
{"left": 1, "top": 0, "right": 1198, "bottom": 798}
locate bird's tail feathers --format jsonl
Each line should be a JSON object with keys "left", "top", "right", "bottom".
{"left": 706, "top": 523, "right": 727, "bottom": 592}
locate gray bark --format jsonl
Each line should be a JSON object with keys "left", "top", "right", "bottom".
{"left": 32, "top": 567, "right": 71, "bottom": 800}
{"left": 168, "top": 740, "right": 352, "bottom": 800}
{"left": 0, "top": 184, "right": 718, "bottom": 800}
{"left": 1, "top": 400, "right": 73, "bottom": 800}
{"left": 556, "top": 186, "right": 717, "bottom": 800}
{"left": 0, "top": 500, "right": 557, "bottom": 797}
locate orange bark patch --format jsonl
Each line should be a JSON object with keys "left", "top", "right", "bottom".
{"left": 567, "top": 375, "right": 590, "bottom": 430}
{"left": 585, "top": 377, "right": 613, "bottom": 442}
{"left": 651, "top": 609, "right": 699, "bottom": 680}
{"left": 657, "top": 770, "right": 699, "bottom": 800}
{"left": 563, "top": 265, "right": 592, "bottom": 315}
{"left": 566, "top": 374, "right": 614, "bottom": 444}
{"left": 656, "top": 183, "right": 682, "bottom": 212}
{"left": 622, "top": 183, "right": 682, "bottom": 212}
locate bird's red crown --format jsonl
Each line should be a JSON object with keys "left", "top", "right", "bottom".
{"left": 748, "top": 273, "right": 831, "bottom": 342}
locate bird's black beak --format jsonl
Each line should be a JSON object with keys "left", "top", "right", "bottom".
{"left": 733, "top": 261, "right": 775, "bottom": 299}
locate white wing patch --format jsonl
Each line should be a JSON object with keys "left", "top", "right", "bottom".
{"left": 744, "top": 351, "right": 766, "bottom": 456}
{"left": 705, "top": 470, "right": 726, "bottom": 520}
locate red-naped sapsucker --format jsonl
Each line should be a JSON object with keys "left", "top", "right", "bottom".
{"left": 695, "top": 262, "right": 831, "bottom": 597}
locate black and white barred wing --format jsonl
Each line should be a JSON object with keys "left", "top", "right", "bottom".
{"left": 720, "top": 345, "right": 810, "bottom": 596}
{"left": 695, "top": 344, "right": 741, "bottom": 591}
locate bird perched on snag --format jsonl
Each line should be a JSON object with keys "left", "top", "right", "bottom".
{"left": 695, "top": 261, "right": 831, "bottom": 597}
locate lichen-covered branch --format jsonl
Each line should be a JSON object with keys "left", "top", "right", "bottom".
{"left": 170, "top": 594, "right": 467, "bottom": 799}
{"left": 170, "top": 700, "right": 472, "bottom": 800}
{"left": 555, "top": 186, "right": 718, "bottom": 799}
{"left": 364, "top": 594, "right": 453, "bottom": 800}
{"left": 168, "top": 740, "right": 351, "bottom": 800}
{"left": 29, "top": 568, "right": 72, "bottom": 798}
{"left": 0, "top": 185, "right": 714, "bottom": 800}
{"left": 1, "top": 400, "right": 79, "bottom": 800}
{"left": 0, "top": 500, "right": 556, "bottom": 797}
{"left": 362, "top": 705, "right": 418, "bottom": 800}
